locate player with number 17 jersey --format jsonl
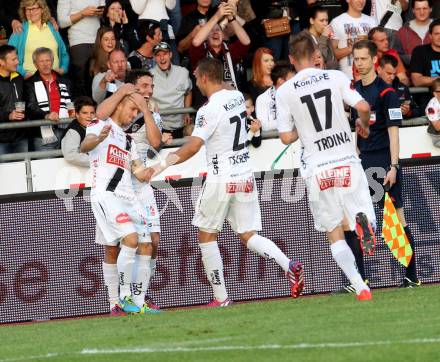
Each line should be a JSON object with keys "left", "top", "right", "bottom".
{"left": 276, "top": 68, "right": 376, "bottom": 233}
{"left": 277, "top": 69, "right": 362, "bottom": 178}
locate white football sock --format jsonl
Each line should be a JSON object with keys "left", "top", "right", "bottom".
{"left": 102, "top": 262, "right": 118, "bottom": 309}
{"left": 199, "top": 241, "right": 228, "bottom": 302}
{"left": 247, "top": 234, "right": 290, "bottom": 272}
{"left": 331, "top": 240, "right": 369, "bottom": 295}
{"left": 117, "top": 245, "right": 137, "bottom": 299}
{"left": 149, "top": 257, "right": 157, "bottom": 286}
{"left": 131, "top": 254, "right": 151, "bottom": 307}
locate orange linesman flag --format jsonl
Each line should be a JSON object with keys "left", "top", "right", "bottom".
{"left": 382, "top": 192, "right": 413, "bottom": 267}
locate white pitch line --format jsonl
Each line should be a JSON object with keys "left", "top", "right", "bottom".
{"left": 1, "top": 338, "right": 439, "bottom": 362}
{"left": 81, "top": 338, "right": 440, "bottom": 355}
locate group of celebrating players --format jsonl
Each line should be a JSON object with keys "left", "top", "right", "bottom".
{"left": 81, "top": 31, "right": 419, "bottom": 315}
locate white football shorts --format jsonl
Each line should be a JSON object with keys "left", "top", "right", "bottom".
{"left": 192, "top": 177, "right": 262, "bottom": 234}
{"left": 305, "top": 162, "right": 376, "bottom": 233}
{"left": 92, "top": 192, "right": 151, "bottom": 246}
{"left": 136, "top": 182, "right": 160, "bottom": 233}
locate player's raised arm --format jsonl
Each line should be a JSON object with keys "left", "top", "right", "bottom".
{"left": 80, "top": 124, "right": 112, "bottom": 153}
{"left": 276, "top": 87, "right": 299, "bottom": 145}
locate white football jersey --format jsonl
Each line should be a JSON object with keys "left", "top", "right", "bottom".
{"left": 87, "top": 118, "right": 139, "bottom": 200}
{"left": 192, "top": 89, "right": 252, "bottom": 181}
{"left": 277, "top": 68, "right": 364, "bottom": 178}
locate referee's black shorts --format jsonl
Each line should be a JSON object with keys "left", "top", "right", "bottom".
{"left": 359, "top": 149, "right": 404, "bottom": 209}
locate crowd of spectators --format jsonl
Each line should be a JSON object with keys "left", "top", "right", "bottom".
{"left": 1, "top": 0, "right": 440, "bottom": 160}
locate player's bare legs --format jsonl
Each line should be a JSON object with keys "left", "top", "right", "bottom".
{"left": 327, "top": 224, "right": 371, "bottom": 301}
{"left": 239, "top": 231, "right": 304, "bottom": 298}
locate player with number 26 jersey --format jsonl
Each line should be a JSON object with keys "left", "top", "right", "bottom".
{"left": 193, "top": 89, "right": 252, "bottom": 181}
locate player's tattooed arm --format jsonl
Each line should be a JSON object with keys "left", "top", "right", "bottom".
{"left": 279, "top": 128, "right": 299, "bottom": 145}
{"left": 80, "top": 125, "right": 112, "bottom": 153}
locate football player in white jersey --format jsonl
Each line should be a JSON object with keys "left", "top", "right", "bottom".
{"left": 276, "top": 33, "right": 376, "bottom": 301}
{"left": 81, "top": 94, "right": 156, "bottom": 315}
{"left": 97, "top": 70, "right": 163, "bottom": 311}
{"left": 148, "top": 58, "right": 304, "bottom": 307}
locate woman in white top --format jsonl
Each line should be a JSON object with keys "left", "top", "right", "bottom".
{"left": 129, "top": 0, "right": 179, "bottom": 64}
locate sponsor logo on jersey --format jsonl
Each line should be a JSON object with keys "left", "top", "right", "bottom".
{"left": 196, "top": 114, "right": 207, "bottom": 128}
{"left": 226, "top": 178, "right": 254, "bottom": 193}
{"left": 212, "top": 154, "right": 219, "bottom": 175}
{"left": 116, "top": 212, "right": 131, "bottom": 223}
{"left": 316, "top": 166, "right": 351, "bottom": 191}
{"left": 223, "top": 96, "right": 245, "bottom": 111}
{"left": 107, "top": 144, "right": 129, "bottom": 169}
{"left": 87, "top": 119, "right": 100, "bottom": 127}
{"left": 427, "top": 107, "right": 435, "bottom": 115}
{"left": 293, "top": 73, "right": 330, "bottom": 89}
{"left": 314, "top": 131, "right": 351, "bottom": 151}
{"left": 388, "top": 108, "right": 403, "bottom": 120}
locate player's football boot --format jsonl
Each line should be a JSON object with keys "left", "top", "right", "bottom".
{"left": 144, "top": 296, "right": 161, "bottom": 310}
{"left": 138, "top": 303, "right": 162, "bottom": 314}
{"left": 355, "top": 212, "right": 376, "bottom": 256}
{"left": 110, "top": 304, "right": 127, "bottom": 316}
{"left": 332, "top": 279, "right": 369, "bottom": 295}
{"left": 399, "top": 277, "right": 421, "bottom": 288}
{"left": 205, "top": 298, "right": 233, "bottom": 308}
{"left": 119, "top": 296, "right": 141, "bottom": 313}
{"left": 357, "top": 289, "right": 372, "bottom": 301}
{"left": 287, "top": 260, "right": 304, "bottom": 298}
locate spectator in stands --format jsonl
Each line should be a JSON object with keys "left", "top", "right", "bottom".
{"left": 25, "top": 47, "right": 73, "bottom": 150}
{"left": 425, "top": 77, "right": 440, "bottom": 147}
{"left": 368, "top": 26, "right": 409, "bottom": 85}
{"left": 377, "top": 54, "right": 422, "bottom": 119}
{"left": 177, "top": 0, "right": 216, "bottom": 56}
{"left": 129, "top": 0, "right": 178, "bottom": 64}
{"left": 151, "top": 42, "right": 192, "bottom": 139}
{"left": 61, "top": 96, "right": 96, "bottom": 167}
{"left": 255, "top": 61, "right": 294, "bottom": 132}
{"left": 251, "top": 0, "right": 291, "bottom": 60}
{"left": 410, "top": 18, "right": 440, "bottom": 88}
{"left": 190, "top": 3, "right": 250, "bottom": 107}
{"left": 0, "top": 44, "right": 27, "bottom": 154}
{"left": 92, "top": 48, "right": 127, "bottom": 104}
{"left": 57, "top": 0, "right": 104, "bottom": 97}
{"left": 128, "top": 20, "right": 162, "bottom": 71}
{"left": 301, "top": 5, "right": 338, "bottom": 70}
{"left": 89, "top": 27, "right": 117, "bottom": 77}
{"left": 8, "top": 0, "right": 69, "bottom": 79}
{"left": 369, "top": 0, "right": 409, "bottom": 49}
{"left": 330, "top": 0, "right": 377, "bottom": 79}
{"left": 397, "top": 0, "right": 432, "bottom": 67}
{"left": 101, "top": 0, "right": 138, "bottom": 54}
{"left": 243, "top": 93, "right": 261, "bottom": 148}
{"left": 247, "top": 47, "right": 274, "bottom": 104}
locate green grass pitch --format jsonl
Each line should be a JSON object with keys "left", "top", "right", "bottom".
{"left": 1, "top": 285, "right": 440, "bottom": 362}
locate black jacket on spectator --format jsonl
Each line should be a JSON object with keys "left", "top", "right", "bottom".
{"left": 0, "top": 71, "right": 25, "bottom": 143}
{"left": 24, "top": 71, "right": 72, "bottom": 138}
{"left": 25, "top": 71, "right": 72, "bottom": 120}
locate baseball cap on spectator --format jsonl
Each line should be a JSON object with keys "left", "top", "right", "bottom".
{"left": 153, "top": 42, "right": 171, "bottom": 55}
